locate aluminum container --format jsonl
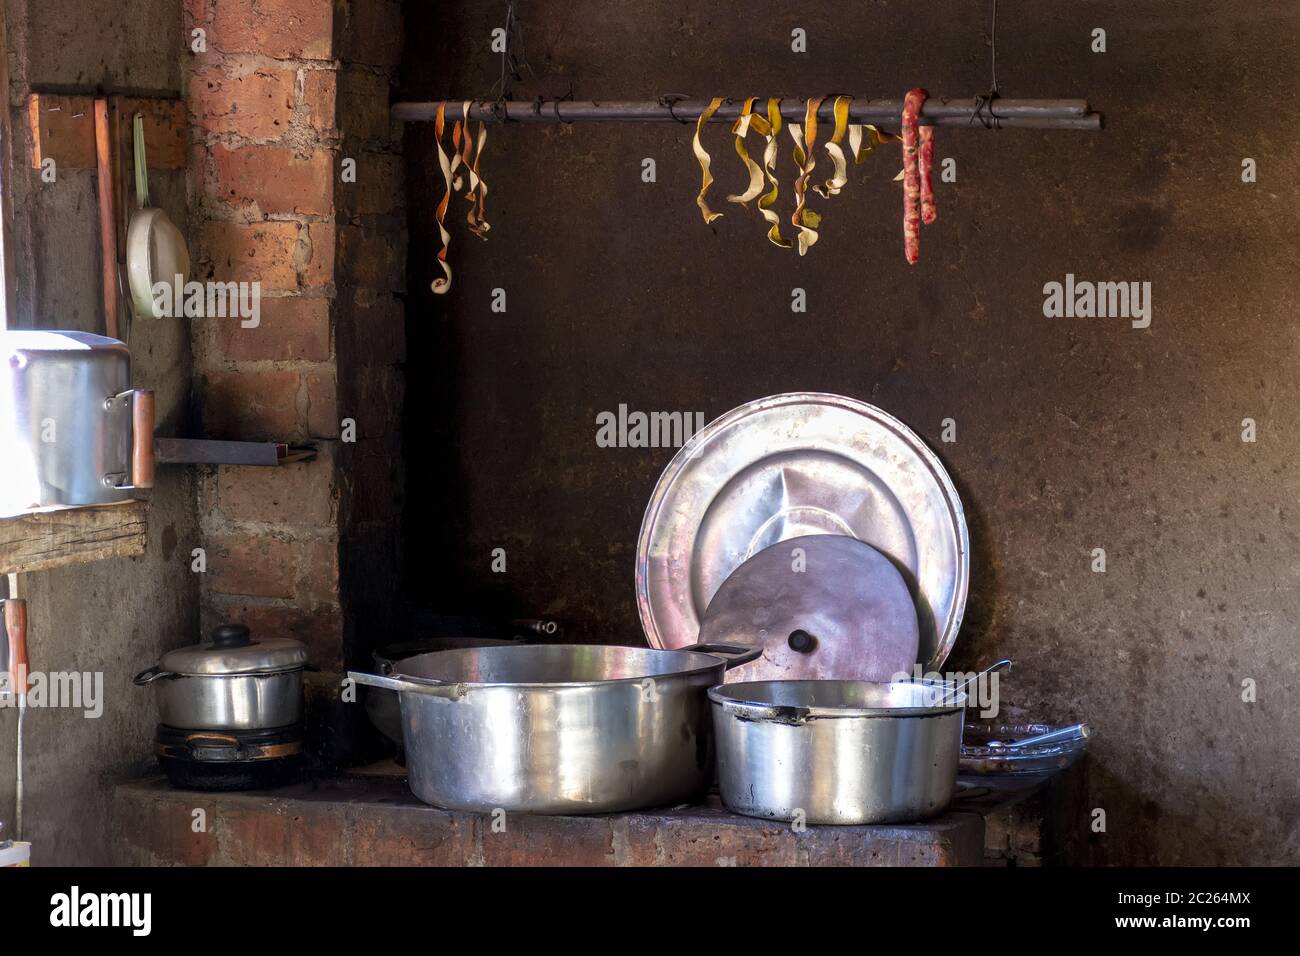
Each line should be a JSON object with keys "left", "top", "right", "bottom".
{"left": 135, "top": 625, "right": 307, "bottom": 731}
{"left": 349, "top": 642, "right": 759, "bottom": 814}
{"left": 0, "top": 330, "right": 153, "bottom": 516}
{"left": 710, "top": 678, "right": 965, "bottom": 825}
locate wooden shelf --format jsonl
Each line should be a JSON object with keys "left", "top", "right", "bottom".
{"left": 0, "top": 501, "right": 147, "bottom": 575}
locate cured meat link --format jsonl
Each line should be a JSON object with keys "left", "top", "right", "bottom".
{"left": 920, "top": 125, "right": 936, "bottom": 225}
{"left": 901, "top": 88, "right": 927, "bottom": 265}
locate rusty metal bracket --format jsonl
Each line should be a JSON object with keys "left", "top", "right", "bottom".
{"left": 153, "top": 439, "right": 317, "bottom": 467}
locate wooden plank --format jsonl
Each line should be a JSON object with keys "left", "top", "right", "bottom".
{"left": 0, "top": 5, "right": 17, "bottom": 329}
{"left": 26, "top": 93, "right": 184, "bottom": 172}
{"left": 0, "top": 501, "right": 147, "bottom": 575}
{"left": 26, "top": 94, "right": 94, "bottom": 170}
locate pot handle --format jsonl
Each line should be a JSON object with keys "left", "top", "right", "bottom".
{"left": 683, "top": 642, "right": 763, "bottom": 670}
{"left": 131, "top": 389, "right": 156, "bottom": 490}
{"left": 133, "top": 666, "right": 178, "bottom": 685}
{"left": 346, "top": 670, "right": 465, "bottom": 699}
{"left": 107, "top": 389, "right": 155, "bottom": 491}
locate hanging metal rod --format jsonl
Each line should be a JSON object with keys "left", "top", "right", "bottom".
{"left": 392, "top": 97, "right": 1102, "bottom": 130}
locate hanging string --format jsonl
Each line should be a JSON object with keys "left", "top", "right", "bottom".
{"left": 490, "top": 1, "right": 536, "bottom": 110}
{"left": 990, "top": 0, "right": 999, "bottom": 95}
{"left": 971, "top": 0, "right": 1001, "bottom": 129}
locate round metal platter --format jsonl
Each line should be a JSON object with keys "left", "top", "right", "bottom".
{"left": 698, "top": 534, "right": 920, "bottom": 682}
{"left": 635, "top": 393, "right": 969, "bottom": 670}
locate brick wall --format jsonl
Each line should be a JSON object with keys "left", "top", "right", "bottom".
{"left": 184, "top": 0, "right": 405, "bottom": 762}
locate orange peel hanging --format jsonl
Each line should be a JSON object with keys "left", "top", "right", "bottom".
{"left": 814, "top": 95, "right": 852, "bottom": 199}
{"left": 459, "top": 102, "right": 491, "bottom": 239}
{"left": 788, "top": 96, "right": 825, "bottom": 256}
{"left": 725, "top": 97, "right": 765, "bottom": 206}
{"left": 431, "top": 102, "right": 454, "bottom": 294}
{"left": 692, "top": 96, "right": 728, "bottom": 223}
{"left": 752, "top": 98, "right": 793, "bottom": 248}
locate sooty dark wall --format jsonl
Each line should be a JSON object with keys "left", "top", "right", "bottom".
{"left": 399, "top": 1, "right": 1300, "bottom": 864}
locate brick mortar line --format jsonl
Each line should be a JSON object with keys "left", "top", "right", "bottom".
{"left": 184, "top": 52, "right": 341, "bottom": 73}
{"left": 188, "top": 56, "right": 401, "bottom": 76}
{"left": 189, "top": 131, "right": 338, "bottom": 151}
{"left": 193, "top": 289, "right": 336, "bottom": 301}
{"left": 194, "top": 207, "right": 337, "bottom": 225}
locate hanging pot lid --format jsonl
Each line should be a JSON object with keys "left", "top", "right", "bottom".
{"left": 635, "top": 392, "right": 969, "bottom": 670}
{"left": 698, "top": 534, "right": 920, "bottom": 682}
{"left": 159, "top": 624, "right": 307, "bottom": 676}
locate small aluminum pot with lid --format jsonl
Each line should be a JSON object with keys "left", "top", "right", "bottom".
{"left": 135, "top": 624, "right": 307, "bottom": 731}
{"left": 709, "top": 679, "right": 966, "bottom": 825}
{"left": 348, "top": 642, "right": 760, "bottom": 814}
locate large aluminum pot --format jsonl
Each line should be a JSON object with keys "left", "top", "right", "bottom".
{"left": 710, "top": 679, "right": 965, "bottom": 825}
{"left": 135, "top": 625, "right": 307, "bottom": 731}
{"left": 0, "top": 330, "right": 154, "bottom": 516}
{"left": 349, "top": 642, "right": 759, "bottom": 814}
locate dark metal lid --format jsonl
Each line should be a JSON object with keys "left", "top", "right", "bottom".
{"left": 698, "top": 534, "right": 920, "bottom": 682}
{"left": 158, "top": 624, "right": 307, "bottom": 676}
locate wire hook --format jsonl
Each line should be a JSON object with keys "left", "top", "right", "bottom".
{"left": 659, "top": 93, "right": 692, "bottom": 124}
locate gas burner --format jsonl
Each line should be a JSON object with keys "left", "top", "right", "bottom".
{"left": 155, "top": 723, "right": 304, "bottom": 791}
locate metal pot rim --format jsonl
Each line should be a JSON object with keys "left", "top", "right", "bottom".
{"left": 172, "top": 665, "right": 304, "bottom": 678}
{"left": 709, "top": 678, "right": 967, "bottom": 719}
{"left": 135, "top": 664, "right": 304, "bottom": 684}
{"left": 386, "top": 644, "right": 732, "bottom": 692}
{"left": 0, "top": 329, "right": 128, "bottom": 355}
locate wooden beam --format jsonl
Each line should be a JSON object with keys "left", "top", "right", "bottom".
{"left": 0, "top": 501, "right": 147, "bottom": 575}
{"left": 26, "top": 93, "right": 185, "bottom": 172}
{"left": 0, "top": 3, "right": 17, "bottom": 330}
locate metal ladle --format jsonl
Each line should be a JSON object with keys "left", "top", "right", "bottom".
{"left": 941, "top": 658, "right": 1012, "bottom": 706}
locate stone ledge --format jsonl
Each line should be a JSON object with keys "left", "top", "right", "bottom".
{"left": 111, "top": 773, "right": 989, "bottom": 867}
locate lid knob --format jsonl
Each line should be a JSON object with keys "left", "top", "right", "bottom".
{"left": 210, "top": 624, "right": 252, "bottom": 648}
{"left": 787, "top": 629, "right": 818, "bottom": 654}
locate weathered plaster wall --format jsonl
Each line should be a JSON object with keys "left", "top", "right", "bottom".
{"left": 402, "top": 1, "right": 1300, "bottom": 865}
{"left": 0, "top": 0, "right": 196, "bottom": 865}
